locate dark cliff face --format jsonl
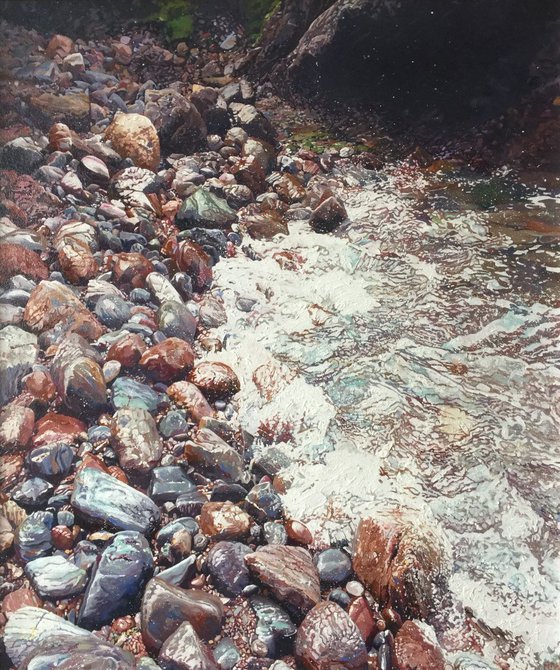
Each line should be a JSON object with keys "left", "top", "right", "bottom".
{"left": 255, "top": 0, "right": 559, "bottom": 127}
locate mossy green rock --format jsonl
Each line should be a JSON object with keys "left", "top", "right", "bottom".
{"left": 177, "top": 189, "right": 237, "bottom": 230}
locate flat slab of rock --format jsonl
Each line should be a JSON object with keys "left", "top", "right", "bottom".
{"left": 158, "top": 621, "right": 218, "bottom": 670}
{"left": 71, "top": 467, "right": 160, "bottom": 534}
{"left": 245, "top": 545, "right": 320, "bottom": 616}
{"left": 294, "top": 601, "right": 367, "bottom": 670}
{"left": 141, "top": 577, "right": 224, "bottom": 652}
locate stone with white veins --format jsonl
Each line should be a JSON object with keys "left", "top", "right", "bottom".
{"left": 25, "top": 555, "right": 87, "bottom": 599}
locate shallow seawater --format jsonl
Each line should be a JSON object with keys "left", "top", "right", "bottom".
{"left": 211, "top": 163, "right": 560, "bottom": 669}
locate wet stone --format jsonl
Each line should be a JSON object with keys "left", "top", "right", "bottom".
{"left": 393, "top": 621, "right": 445, "bottom": 670}
{"left": 78, "top": 531, "right": 154, "bottom": 629}
{"left": 71, "top": 467, "right": 160, "bottom": 534}
{"left": 207, "top": 541, "right": 253, "bottom": 597}
{"left": 245, "top": 545, "right": 321, "bottom": 617}
{"left": 157, "top": 554, "right": 197, "bottom": 587}
{"left": 184, "top": 429, "right": 244, "bottom": 482}
{"left": 263, "top": 521, "right": 288, "bottom": 545}
{"left": 26, "top": 443, "right": 74, "bottom": 479}
{"left": 139, "top": 337, "right": 195, "bottom": 383}
{"left": 0, "top": 326, "right": 38, "bottom": 405}
{"left": 188, "top": 362, "right": 240, "bottom": 399}
{"left": 26, "top": 554, "right": 87, "bottom": 599}
{"left": 158, "top": 621, "right": 218, "bottom": 670}
{"left": 105, "top": 112, "right": 160, "bottom": 171}
{"left": 158, "top": 300, "right": 197, "bottom": 343}
{"left": 12, "top": 477, "right": 53, "bottom": 509}
{"left": 249, "top": 595, "right": 297, "bottom": 658}
{"left": 111, "top": 408, "right": 163, "bottom": 477}
{"left": 314, "top": 548, "right": 352, "bottom": 584}
{"left": 246, "top": 482, "right": 283, "bottom": 522}
{"left": 72, "top": 540, "right": 100, "bottom": 571}
{"left": 94, "top": 294, "right": 132, "bottom": 328}
{"left": 199, "top": 501, "right": 251, "bottom": 540}
{"left": 168, "top": 382, "right": 214, "bottom": 424}
{"left": 14, "top": 511, "right": 54, "bottom": 563}
{"left": 157, "top": 518, "right": 199, "bottom": 548}
{"left": 214, "top": 638, "right": 240, "bottom": 670}
{"left": 210, "top": 482, "right": 247, "bottom": 503}
{"left": 177, "top": 188, "right": 237, "bottom": 230}
{"left": 106, "top": 333, "right": 147, "bottom": 368}
{"left": 295, "top": 601, "right": 368, "bottom": 670}
{"left": 159, "top": 410, "right": 189, "bottom": 438}
{"left": 148, "top": 466, "right": 196, "bottom": 504}
{"left": 176, "top": 490, "right": 208, "bottom": 517}
{"left": 328, "top": 588, "right": 352, "bottom": 609}
{"left": 111, "top": 377, "right": 162, "bottom": 413}
{"left": 141, "top": 577, "right": 224, "bottom": 652}
{"left": 0, "top": 405, "right": 35, "bottom": 450}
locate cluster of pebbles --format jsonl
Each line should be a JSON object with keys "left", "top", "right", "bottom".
{"left": 0, "top": 13, "right": 455, "bottom": 670}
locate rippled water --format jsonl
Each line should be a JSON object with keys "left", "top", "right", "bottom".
{"left": 211, "top": 163, "right": 560, "bottom": 669}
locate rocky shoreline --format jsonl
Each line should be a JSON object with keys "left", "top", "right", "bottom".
{"left": 1, "top": 9, "right": 556, "bottom": 670}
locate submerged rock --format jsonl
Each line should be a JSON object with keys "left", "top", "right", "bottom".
{"left": 184, "top": 428, "right": 243, "bottom": 481}
{"left": 294, "top": 601, "right": 367, "bottom": 670}
{"left": 393, "top": 620, "right": 445, "bottom": 670}
{"left": 78, "top": 531, "right": 154, "bottom": 629}
{"left": 168, "top": 381, "right": 214, "bottom": 423}
{"left": 139, "top": 337, "right": 195, "bottom": 382}
{"left": 71, "top": 467, "right": 160, "bottom": 534}
{"left": 188, "top": 362, "right": 240, "bottom": 399}
{"left": 111, "top": 377, "right": 162, "bottom": 413}
{"left": 148, "top": 466, "right": 196, "bottom": 504}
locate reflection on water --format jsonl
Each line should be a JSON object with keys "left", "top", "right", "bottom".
{"left": 211, "top": 163, "right": 560, "bottom": 669}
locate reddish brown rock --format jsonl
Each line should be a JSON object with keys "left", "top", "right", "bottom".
{"left": 167, "top": 381, "right": 214, "bottom": 424}
{"left": 0, "top": 170, "right": 60, "bottom": 226}
{"left": 139, "top": 337, "right": 195, "bottom": 383}
{"left": 393, "top": 621, "right": 445, "bottom": 670}
{"left": 0, "top": 244, "right": 48, "bottom": 284}
{"left": 141, "top": 578, "right": 224, "bottom": 652}
{"left": 106, "top": 333, "right": 147, "bottom": 368}
{"left": 48, "top": 122, "right": 73, "bottom": 151}
{"left": 242, "top": 210, "right": 289, "bottom": 240}
{"left": 30, "top": 92, "right": 92, "bottom": 132}
{"left": 46, "top": 34, "right": 74, "bottom": 59}
{"left": 285, "top": 519, "right": 313, "bottom": 545}
{"left": 24, "top": 280, "right": 102, "bottom": 338}
{"left": 245, "top": 545, "right": 321, "bottom": 616}
{"left": 352, "top": 517, "right": 446, "bottom": 619}
{"left": 110, "top": 252, "right": 155, "bottom": 291}
{"left": 111, "top": 408, "right": 163, "bottom": 477}
{"left": 273, "top": 173, "right": 306, "bottom": 203}
{"left": 1, "top": 587, "right": 42, "bottom": 620}
{"left": 295, "top": 601, "right": 368, "bottom": 670}
{"left": 311, "top": 195, "right": 347, "bottom": 232}
{"left": 158, "top": 621, "right": 218, "bottom": 670}
{"left": 105, "top": 112, "right": 160, "bottom": 171}
{"left": 50, "top": 333, "right": 107, "bottom": 416}
{"left": 188, "top": 362, "right": 240, "bottom": 399}
{"left": 199, "top": 502, "right": 251, "bottom": 540}
{"left": 0, "top": 405, "right": 34, "bottom": 451}
{"left": 184, "top": 428, "right": 243, "bottom": 482}
{"left": 231, "top": 154, "right": 266, "bottom": 193}
{"left": 33, "top": 412, "right": 86, "bottom": 448}
{"left": 163, "top": 238, "right": 213, "bottom": 293}
{"left": 51, "top": 524, "right": 74, "bottom": 550}
{"left": 23, "top": 369, "right": 57, "bottom": 404}
{"left": 58, "top": 237, "right": 97, "bottom": 284}
{"left": 348, "top": 597, "right": 380, "bottom": 646}
{"left": 0, "top": 454, "right": 24, "bottom": 493}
